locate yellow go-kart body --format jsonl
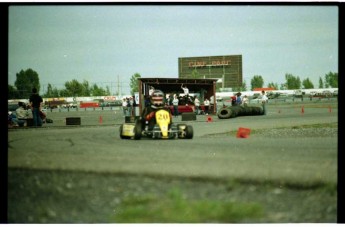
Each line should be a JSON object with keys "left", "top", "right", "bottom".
{"left": 155, "top": 109, "right": 171, "bottom": 138}
{"left": 119, "top": 109, "right": 193, "bottom": 140}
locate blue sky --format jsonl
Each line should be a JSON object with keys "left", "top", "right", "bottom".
{"left": 8, "top": 5, "right": 338, "bottom": 95}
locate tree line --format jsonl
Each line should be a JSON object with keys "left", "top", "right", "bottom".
{"left": 249, "top": 72, "right": 338, "bottom": 91}
{"left": 8, "top": 69, "right": 112, "bottom": 99}
{"left": 8, "top": 68, "right": 338, "bottom": 99}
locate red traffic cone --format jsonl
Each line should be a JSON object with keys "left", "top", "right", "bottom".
{"left": 99, "top": 115, "right": 103, "bottom": 124}
{"left": 236, "top": 127, "right": 251, "bottom": 138}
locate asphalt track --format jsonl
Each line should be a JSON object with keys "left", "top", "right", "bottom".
{"left": 7, "top": 100, "right": 339, "bottom": 223}
{"left": 8, "top": 101, "right": 338, "bottom": 185}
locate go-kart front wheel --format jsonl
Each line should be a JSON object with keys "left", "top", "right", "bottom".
{"left": 177, "top": 124, "right": 193, "bottom": 139}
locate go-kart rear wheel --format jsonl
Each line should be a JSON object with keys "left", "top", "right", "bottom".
{"left": 185, "top": 125, "right": 193, "bottom": 139}
{"left": 177, "top": 124, "right": 193, "bottom": 139}
{"left": 134, "top": 122, "right": 142, "bottom": 140}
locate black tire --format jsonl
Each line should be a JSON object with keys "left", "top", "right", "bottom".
{"left": 134, "top": 123, "right": 142, "bottom": 140}
{"left": 185, "top": 125, "right": 193, "bottom": 139}
{"left": 249, "top": 106, "right": 264, "bottom": 115}
{"left": 218, "top": 107, "right": 232, "bottom": 119}
{"left": 243, "top": 106, "right": 253, "bottom": 115}
{"left": 119, "top": 125, "right": 124, "bottom": 139}
{"left": 229, "top": 106, "right": 242, "bottom": 117}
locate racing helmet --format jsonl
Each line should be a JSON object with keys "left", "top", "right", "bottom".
{"left": 150, "top": 89, "right": 165, "bottom": 107}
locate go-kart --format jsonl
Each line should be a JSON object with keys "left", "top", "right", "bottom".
{"left": 119, "top": 109, "right": 193, "bottom": 140}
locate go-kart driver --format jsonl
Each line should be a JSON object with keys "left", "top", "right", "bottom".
{"left": 141, "top": 89, "right": 173, "bottom": 130}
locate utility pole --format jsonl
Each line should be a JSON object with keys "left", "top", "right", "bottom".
{"left": 222, "top": 65, "right": 225, "bottom": 89}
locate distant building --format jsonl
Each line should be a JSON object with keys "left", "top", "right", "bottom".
{"left": 178, "top": 55, "right": 243, "bottom": 89}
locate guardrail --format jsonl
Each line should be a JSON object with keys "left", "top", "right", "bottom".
{"left": 217, "top": 97, "right": 337, "bottom": 108}
{"left": 43, "top": 97, "right": 338, "bottom": 113}
{"left": 44, "top": 106, "right": 123, "bottom": 113}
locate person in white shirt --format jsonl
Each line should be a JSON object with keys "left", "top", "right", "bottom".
{"left": 172, "top": 94, "right": 179, "bottom": 117}
{"left": 15, "top": 102, "right": 29, "bottom": 127}
{"left": 122, "top": 98, "right": 128, "bottom": 117}
{"left": 16, "top": 102, "right": 29, "bottom": 118}
{"left": 181, "top": 84, "right": 189, "bottom": 105}
{"left": 204, "top": 98, "right": 210, "bottom": 115}
{"left": 128, "top": 97, "right": 134, "bottom": 116}
{"left": 149, "top": 86, "right": 155, "bottom": 96}
{"left": 261, "top": 90, "right": 269, "bottom": 115}
{"left": 194, "top": 96, "right": 200, "bottom": 114}
{"left": 181, "top": 84, "right": 189, "bottom": 95}
{"left": 242, "top": 95, "right": 249, "bottom": 107}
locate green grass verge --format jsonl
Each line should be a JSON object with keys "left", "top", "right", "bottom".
{"left": 113, "top": 188, "right": 263, "bottom": 223}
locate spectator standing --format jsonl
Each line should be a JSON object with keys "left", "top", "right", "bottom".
{"left": 261, "top": 90, "right": 269, "bottom": 115}
{"left": 210, "top": 95, "right": 218, "bottom": 112}
{"left": 122, "top": 98, "right": 128, "bottom": 117}
{"left": 236, "top": 92, "right": 242, "bottom": 105}
{"left": 149, "top": 86, "right": 155, "bottom": 96}
{"left": 242, "top": 95, "right": 249, "bottom": 107}
{"left": 204, "top": 98, "right": 210, "bottom": 115}
{"left": 168, "top": 94, "right": 173, "bottom": 106}
{"left": 231, "top": 95, "right": 236, "bottom": 106}
{"left": 127, "top": 97, "right": 134, "bottom": 116}
{"left": 194, "top": 96, "right": 200, "bottom": 114}
{"left": 181, "top": 84, "right": 189, "bottom": 105}
{"left": 172, "top": 94, "right": 179, "bottom": 117}
{"left": 144, "top": 95, "right": 151, "bottom": 107}
{"left": 29, "top": 87, "right": 43, "bottom": 127}
{"left": 132, "top": 95, "right": 137, "bottom": 107}
{"left": 132, "top": 95, "right": 137, "bottom": 116}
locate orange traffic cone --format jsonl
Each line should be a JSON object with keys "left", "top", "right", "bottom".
{"left": 301, "top": 106, "right": 304, "bottom": 114}
{"left": 99, "top": 115, "right": 103, "bottom": 124}
{"left": 236, "top": 127, "right": 251, "bottom": 138}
